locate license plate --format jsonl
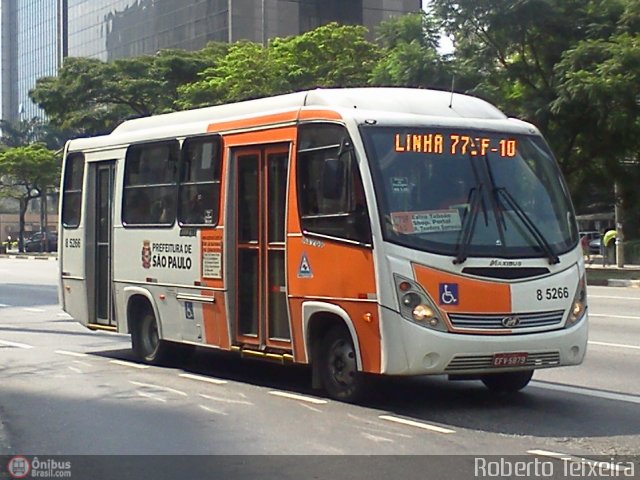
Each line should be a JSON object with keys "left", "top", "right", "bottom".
{"left": 492, "top": 352, "right": 528, "bottom": 367}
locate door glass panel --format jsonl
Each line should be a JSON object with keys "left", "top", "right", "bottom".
{"left": 238, "top": 249, "right": 259, "bottom": 336}
{"left": 268, "top": 153, "right": 288, "bottom": 243}
{"left": 268, "top": 250, "right": 289, "bottom": 339}
{"left": 238, "top": 155, "right": 259, "bottom": 243}
{"left": 96, "top": 165, "right": 114, "bottom": 325}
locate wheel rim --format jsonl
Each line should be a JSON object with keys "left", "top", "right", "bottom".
{"left": 328, "top": 338, "right": 357, "bottom": 387}
{"left": 142, "top": 315, "right": 159, "bottom": 357}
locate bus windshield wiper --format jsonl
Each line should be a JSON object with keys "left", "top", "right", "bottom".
{"left": 453, "top": 183, "right": 485, "bottom": 265}
{"left": 494, "top": 187, "right": 560, "bottom": 265}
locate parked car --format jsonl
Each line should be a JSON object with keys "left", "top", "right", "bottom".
{"left": 588, "top": 237, "right": 601, "bottom": 255}
{"left": 24, "top": 231, "right": 58, "bottom": 253}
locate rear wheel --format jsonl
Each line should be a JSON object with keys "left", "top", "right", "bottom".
{"left": 132, "top": 309, "right": 171, "bottom": 364}
{"left": 481, "top": 370, "right": 534, "bottom": 393}
{"left": 318, "top": 326, "right": 365, "bottom": 402}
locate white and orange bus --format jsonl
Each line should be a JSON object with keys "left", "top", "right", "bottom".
{"left": 58, "top": 88, "right": 587, "bottom": 401}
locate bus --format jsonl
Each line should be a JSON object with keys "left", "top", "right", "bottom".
{"left": 58, "top": 88, "right": 588, "bottom": 401}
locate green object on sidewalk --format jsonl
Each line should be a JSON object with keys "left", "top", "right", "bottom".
{"left": 603, "top": 230, "right": 617, "bottom": 247}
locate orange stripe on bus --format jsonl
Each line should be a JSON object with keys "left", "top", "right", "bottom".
{"left": 413, "top": 264, "right": 511, "bottom": 313}
{"left": 297, "top": 109, "right": 343, "bottom": 121}
{"left": 207, "top": 111, "right": 298, "bottom": 133}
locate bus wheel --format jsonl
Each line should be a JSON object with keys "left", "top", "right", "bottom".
{"left": 481, "top": 370, "right": 534, "bottom": 393}
{"left": 133, "top": 310, "right": 169, "bottom": 364}
{"left": 318, "top": 326, "right": 364, "bottom": 402}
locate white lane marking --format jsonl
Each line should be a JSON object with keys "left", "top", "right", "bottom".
{"left": 199, "top": 404, "right": 227, "bottom": 415}
{"left": 0, "top": 339, "right": 34, "bottom": 349}
{"left": 68, "top": 366, "right": 83, "bottom": 374}
{"left": 55, "top": 350, "right": 89, "bottom": 357}
{"left": 588, "top": 340, "right": 640, "bottom": 351}
{"left": 299, "top": 403, "right": 323, "bottom": 413}
{"left": 110, "top": 359, "right": 149, "bottom": 369}
{"left": 347, "top": 414, "right": 413, "bottom": 439}
{"left": 379, "top": 415, "right": 456, "bottom": 434}
{"left": 531, "top": 381, "right": 640, "bottom": 405}
{"left": 23, "top": 308, "right": 45, "bottom": 313}
{"left": 129, "top": 381, "right": 188, "bottom": 397}
{"left": 589, "top": 295, "right": 640, "bottom": 300}
{"left": 199, "top": 393, "right": 253, "bottom": 405}
{"left": 137, "top": 391, "right": 166, "bottom": 403}
{"left": 179, "top": 373, "right": 227, "bottom": 385}
{"left": 199, "top": 394, "right": 253, "bottom": 406}
{"left": 528, "top": 450, "right": 635, "bottom": 474}
{"left": 72, "top": 360, "right": 92, "bottom": 367}
{"left": 268, "top": 391, "right": 328, "bottom": 405}
{"left": 589, "top": 313, "right": 640, "bottom": 320}
{"left": 362, "top": 432, "right": 394, "bottom": 443}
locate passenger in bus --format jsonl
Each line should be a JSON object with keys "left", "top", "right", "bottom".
{"left": 126, "top": 190, "right": 151, "bottom": 224}
{"left": 186, "top": 191, "right": 205, "bottom": 224}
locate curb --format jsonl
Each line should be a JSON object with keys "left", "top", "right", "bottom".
{"left": 606, "top": 279, "right": 640, "bottom": 288}
{"left": 586, "top": 277, "right": 640, "bottom": 288}
{"left": 0, "top": 254, "right": 57, "bottom": 261}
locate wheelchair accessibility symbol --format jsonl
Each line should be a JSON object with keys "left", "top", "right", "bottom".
{"left": 439, "top": 283, "right": 459, "bottom": 305}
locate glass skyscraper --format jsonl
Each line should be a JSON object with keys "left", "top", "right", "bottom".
{"left": 1, "top": 0, "right": 420, "bottom": 122}
{"left": 0, "top": 0, "right": 61, "bottom": 122}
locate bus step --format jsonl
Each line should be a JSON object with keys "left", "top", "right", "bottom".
{"left": 87, "top": 323, "right": 118, "bottom": 332}
{"left": 233, "top": 346, "right": 294, "bottom": 364}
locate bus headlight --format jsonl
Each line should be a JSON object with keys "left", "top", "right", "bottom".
{"left": 566, "top": 273, "right": 587, "bottom": 327}
{"left": 394, "top": 275, "right": 447, "bottom": 331}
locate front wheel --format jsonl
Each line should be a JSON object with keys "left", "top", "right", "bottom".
{"left": 318, "top": 326, "right": 365, "bottom": 402}
{"left": 132, "top": 310, "right": 170, "bottom": 364}
{"left": 481, "top": 370, "right": 534, "bottom": 393}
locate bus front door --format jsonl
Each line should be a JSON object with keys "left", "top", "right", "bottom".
{"left": 232, "top": 145, "right": 291, "bottom": 350}
{"left": 90, "top": 161, "right": 116, "bottom": 329}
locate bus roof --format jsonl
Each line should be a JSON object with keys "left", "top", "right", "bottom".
{"left": 66, "top": 88, "right": 510, "bottom": 151}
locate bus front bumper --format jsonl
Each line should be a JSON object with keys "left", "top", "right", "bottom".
{"left": 379, "top": 312, "right": 588, "bottom": 376}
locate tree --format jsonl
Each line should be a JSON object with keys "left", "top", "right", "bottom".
{"left": 177, "top": 23, "right": 379, "bottom": 109}
{"left": 0, "top": 144, "right": 60, "bottom": 252}
{"left": 0, "top": 117, "right": 70, "bottom": 151}
{"left": 29, "top": 45, "right": 228, "bottom": 136}
{"left": 272, "top": 22, "right": 379, "bottom": 90}
{"left": 370, "top": 11, "right": 451, "bottom": 88}
{"left": 430, "top": 0, "right": 640, "bottom": 233}
{"left": 177, "top": 41, "right": 285, "bottom": 108}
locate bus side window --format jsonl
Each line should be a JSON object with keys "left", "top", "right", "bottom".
{"left": 297, "top": 123, "right": 372, "bottom": 245}
{"left": 178, "top": 135, "right": 222, "bottom": 226}
{"left": 62, "top": 153, "right": 85, "bottom": 228}
{"left": 122, "top": 140, "right": 179, "bottom": 227}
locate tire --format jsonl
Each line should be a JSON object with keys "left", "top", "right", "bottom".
{"left": 481, "top": 370, "right": 534, "bottom": 393}
{"left": 132, "top": 309, "right": 171, "bottom": 364}
{"left": 318, "top": 325, "right": 365, "bottom": 402}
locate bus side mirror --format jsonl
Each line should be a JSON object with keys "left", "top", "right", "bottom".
{"left": 322, "top": 158, "right": 345, "bottom": 200}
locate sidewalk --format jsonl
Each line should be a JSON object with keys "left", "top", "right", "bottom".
{"left": 584, "top": 255, "right": 640, "bottom": 287}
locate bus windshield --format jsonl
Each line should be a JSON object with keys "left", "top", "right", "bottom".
{"left": 361, "top": 127, "right": 578, "bottom": 260}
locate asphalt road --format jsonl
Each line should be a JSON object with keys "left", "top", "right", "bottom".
{"left": 0, "top": 258, "right": 639, "bottom": 479}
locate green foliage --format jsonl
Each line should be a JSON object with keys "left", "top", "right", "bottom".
{"left": 0, "top": 144, "right": 60, "bottom": 200}
{"left": 29, "top": 46, "right": 227, "bottom": 136}
{"left": 0, "top": 144, "right": 60, "bottom": 251}
{"left": 371, "top": 12, "right": 450, "bottom": 88}
{"left": 178, "top": 23, "right": 379, "bottom": 109}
